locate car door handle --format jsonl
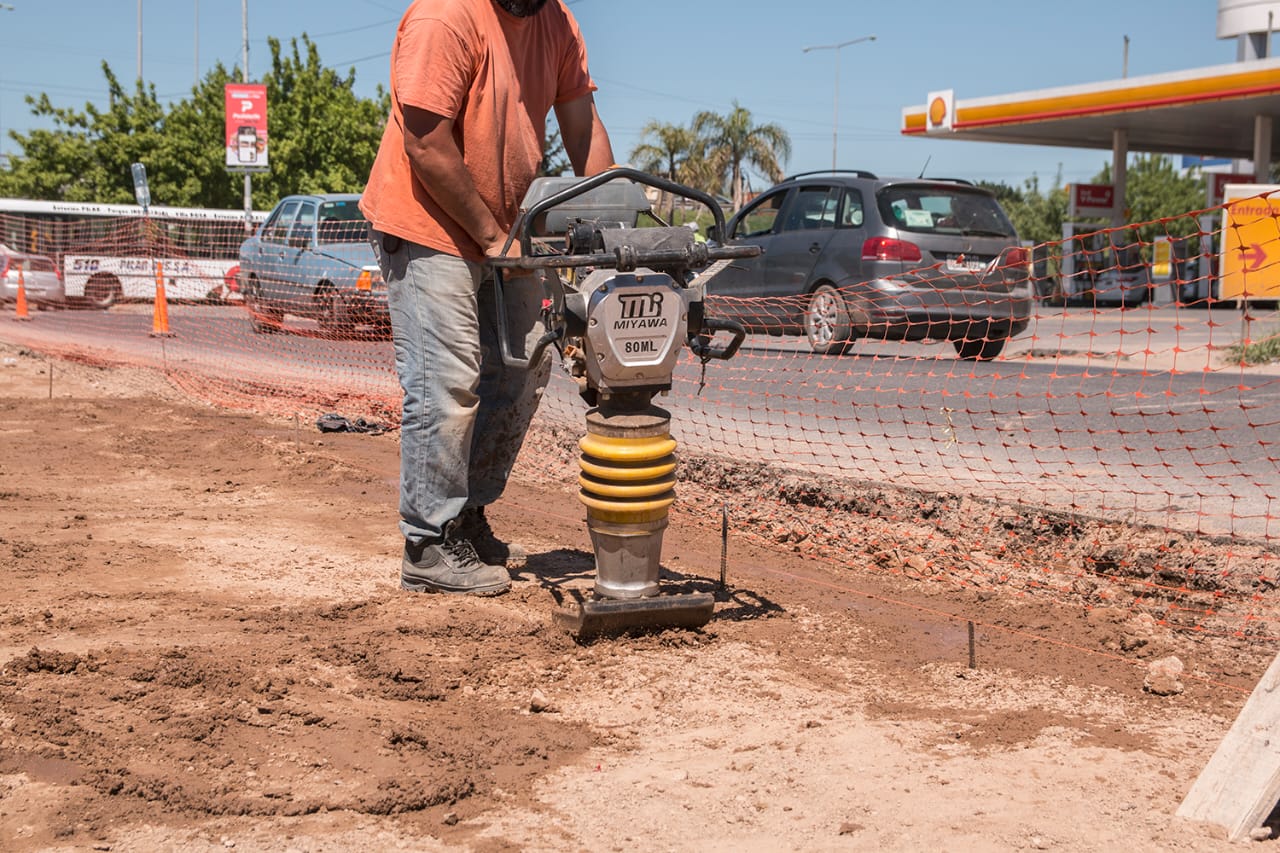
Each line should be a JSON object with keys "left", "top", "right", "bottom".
{"left": 809, "top": 243, "right": 821, "bottom": 254}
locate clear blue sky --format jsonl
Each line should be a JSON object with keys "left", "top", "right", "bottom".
{"left": 0, "top": 0, "right": 1248, "bottom": 194}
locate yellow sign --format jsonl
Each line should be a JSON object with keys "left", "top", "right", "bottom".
{"left": 1152, "top": 236, "right": 1172, "bottom": 280}
{"left": 1219, "top": 185, "right": 1280, "bottom": 301}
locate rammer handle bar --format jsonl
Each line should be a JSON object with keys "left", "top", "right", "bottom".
{"left": 489, "top": 243, "right": 758, "bottom": 273}
{"left": 501, "top": 166, "right": 731, "bottom": 260}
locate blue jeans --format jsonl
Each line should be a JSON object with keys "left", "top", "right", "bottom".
{"left": 372, "top": 232, "right": 552, "bottom": 544}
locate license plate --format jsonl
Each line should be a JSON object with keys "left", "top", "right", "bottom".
{"left": 945, "top": 256, "right": 988, "bottom": 273}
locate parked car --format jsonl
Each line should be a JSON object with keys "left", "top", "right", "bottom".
{"left": 238, "top": 194, "right": 385, "bottom": 337}
{"left": 1078, "top": 240, "right": 1153, "bottom": 308}
{"left": 705, "top": 170, "right": 1033, "bottom": 360}
{"left": 0, "top": 243, "right": 65, "bottom": 309}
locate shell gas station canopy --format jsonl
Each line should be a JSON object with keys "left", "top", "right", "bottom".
{"left": 901, "top": 58, "right": 1280, "bottom": 162}
{"left": 900, "top": 57, "right": 1280, "bottom": 225}
{"left": 902, "top": 0, "right": 1280, "bottom": 305}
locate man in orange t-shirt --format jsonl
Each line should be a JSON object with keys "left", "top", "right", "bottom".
{"left": 362, "top": 0, "right": 614, "bottom": 596}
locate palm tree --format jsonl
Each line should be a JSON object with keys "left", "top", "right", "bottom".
{"left": 629, "top": 120, "right": 697, "bottom": 219}
{"left": 693, "top": 102, "right": 791, "bottom": 209}
{"left": 631, "top": 120, "right": 695, "bottom": 182}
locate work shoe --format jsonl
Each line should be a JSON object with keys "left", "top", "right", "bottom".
{"left": 453, "top": 505, "right": 528, "bottom": 569}
{"left": 401, "top": 531, "right": 511, "bottom": 596}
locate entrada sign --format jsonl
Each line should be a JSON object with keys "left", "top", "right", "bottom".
{"left": 1219, "top": 183, "right": 1280, "bottom": 302}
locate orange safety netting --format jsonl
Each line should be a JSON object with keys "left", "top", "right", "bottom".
{"left": 2, "top": 197, "right": 1278, "bottom": 642}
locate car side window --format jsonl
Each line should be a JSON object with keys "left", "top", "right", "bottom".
{"left": 733, "top": 191, "right": 787, "bottom": 239}
{"left": 259, "top": 208, "right": 283, "bottom": 243}
{"left": 839, "top": 189, "right": 865, "bottom": 228}
{"left": 263, "top": 201, "right": 301, "bottom": 244}
{"left": 781, "top": 186, "right": 838, "bottom": 232}
{"left": 290, "top": 203, "right": 317, "bottom": 246}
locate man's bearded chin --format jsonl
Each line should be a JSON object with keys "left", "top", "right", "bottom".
{"left": 495, "top": 0, "right": 549, "bottom": 15}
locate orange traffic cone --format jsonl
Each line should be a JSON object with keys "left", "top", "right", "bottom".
{"left": 13, "top": 265, "right": 31, "bottom": 322}
{"left": 151, "top": 260, "right": 174, "bottom": 337}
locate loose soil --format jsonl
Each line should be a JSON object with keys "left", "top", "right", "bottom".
{"left": 1, "top": 340, "right": 1277, "bottom": 852}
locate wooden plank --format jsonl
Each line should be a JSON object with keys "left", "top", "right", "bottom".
{"left": 1178, "top": 649, "right": 1280, "bottom": 841}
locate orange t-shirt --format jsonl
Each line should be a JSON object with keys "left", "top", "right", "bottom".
{"left": 360, "top": 0, "right": 596, "bottom": 262}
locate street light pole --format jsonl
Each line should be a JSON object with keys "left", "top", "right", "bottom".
{"left": 242, "top": 0, "right": 252, "bottom": 228}
{"left": 0, "top": 3, "right": 14, "bottom": 169}
{"left": 802, "top": 34, "right": 876, "bottom": 172}
{"left": 137, "top": 0, "right": 143, "bottom": 81}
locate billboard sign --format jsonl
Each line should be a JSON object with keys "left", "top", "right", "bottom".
{"left": 1218, "top": 184, "right": 1280, "bottom": 302}
{"left": 225, "top": 83, "right": 268, "bottom": 172}
{"left": 1182, "top": 155, "right": 1233, "bottom": 169}
{"left": 1209, "top": 172, "right": 1254, "bottom": 207}
{"left": 1068, "top": 183, "right": 1117, "bottom": 219}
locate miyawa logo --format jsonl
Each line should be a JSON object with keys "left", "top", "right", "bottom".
{"left": 613, "top": 291, "right": 669, "bottom": 330}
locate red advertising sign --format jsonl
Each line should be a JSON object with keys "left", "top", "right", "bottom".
{"left": 1209, "top": 172, "right": 1254, "bottom": 206}
{"left": 224, "top": 84, "right": 268, "bottom": 172}
{"left": 1069, "top": 183, "right": 1116, "bottom": 217}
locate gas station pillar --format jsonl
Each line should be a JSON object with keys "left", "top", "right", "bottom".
{"left": 1254, "top": 114, "right": 1273, "bottom": 183}
{"left": 1111, "top": 128, "right": 1128, "bottom": 228}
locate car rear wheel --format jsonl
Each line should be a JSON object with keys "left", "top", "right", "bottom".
{"left": 804, "top": 285, "right": 854, "bottom": 355}
{"left": 953, "top": 334, "right": 1007, "bottom": 361}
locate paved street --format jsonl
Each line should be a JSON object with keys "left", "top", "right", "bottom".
{"left": 3, "top": 298, "right": 1277, "bottom": 540}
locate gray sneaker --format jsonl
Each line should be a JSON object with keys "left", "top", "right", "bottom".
{"left": 401, "top": 531, "right": 511, "bottom": 596}
{"left": 454, "top": 506, "right": 528, "bottom": 569}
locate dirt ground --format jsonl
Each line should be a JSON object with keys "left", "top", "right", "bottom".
{"left": 2, "top": 339, "right": 1279, "bottom": 852}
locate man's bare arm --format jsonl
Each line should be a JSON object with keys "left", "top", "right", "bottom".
{"left": 554, "top": 93, "right": 615, "bottom": 177}
{"left": 402, "top": 105, "right": 508, "bottom": 259}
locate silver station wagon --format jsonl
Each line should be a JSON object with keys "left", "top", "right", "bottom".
{"left": 706, "top": 171, "right": 1033, "bottom": 360}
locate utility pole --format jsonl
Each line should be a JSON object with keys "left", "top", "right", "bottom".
{"left": 0, "top": 3, "right": 13, "bottom": 168}
{"left": 137, "top": 0, "right": 143, "bottom": 81}
{"left": 242, "top": 0, "right": 252, "bottom": 228}
{"left": 194, "top": 0, "right": 199, "bottom": 88}
{"left": 802, "top": 35, "right": 876, "bottom": 172}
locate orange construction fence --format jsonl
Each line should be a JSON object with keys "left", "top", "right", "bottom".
{"left": 1, "top": 194, "right": 1278, "bottom": 643}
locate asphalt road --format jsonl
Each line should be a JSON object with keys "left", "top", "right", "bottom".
{"left": 4, "top": 299, "right": 1277, "bottom": 541}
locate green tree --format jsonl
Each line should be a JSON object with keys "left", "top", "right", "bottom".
{"left": 1093, "top": 154, "right": 1206, "bottom": 246}
{"left": 0, "top": 35, "right": 389, "bottom": 210}
{"left": 248, "top": 35, "right": 388, "bottom": 206}
{"left": 692, "top": 102, "right": 791, "bottom": 208}
{"left": 0, "top": 64, "right": 165, "bottom": 202}
{"left": 629, "top": 120, "right": 698, "bottom": 218}
{"left": 630, "top": 120, "right": 694, "bottom": 181}
{"left": 990, "top": 171, "right": 1070, "bottom": 245}
{"left": 150, "top": 63, "right": 249, "bottom": 209}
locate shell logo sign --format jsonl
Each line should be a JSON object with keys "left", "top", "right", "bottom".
{"left": 926, "top": 89, "right": 954, "bottom": 132}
